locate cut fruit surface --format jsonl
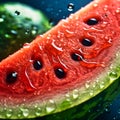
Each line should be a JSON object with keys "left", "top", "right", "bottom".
{"left": 0, "top": 0, "right": 120, "bottom": 119}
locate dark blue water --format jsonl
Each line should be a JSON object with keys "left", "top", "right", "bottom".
{"left": 1, "top": 0, "right": 120, "bottom": 120}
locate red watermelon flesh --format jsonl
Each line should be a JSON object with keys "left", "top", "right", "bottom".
{"left": 0, "top": 0, "right": 120, "bottom": 119}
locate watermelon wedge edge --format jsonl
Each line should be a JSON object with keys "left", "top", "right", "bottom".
{"left": 0, "top": 0, "right": 119, "bottom": 119}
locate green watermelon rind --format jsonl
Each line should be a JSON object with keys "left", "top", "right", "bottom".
{"left": 0, "top": 50, "right": 119, "bottom": 119}
{"left": 42, "top": 75, "right": 120, "bottom": 120}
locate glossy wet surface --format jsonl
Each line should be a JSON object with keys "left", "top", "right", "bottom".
{"left": 0, "top": 0, "right": 120, "bottom": 120}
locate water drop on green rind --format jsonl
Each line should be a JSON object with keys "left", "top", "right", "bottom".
{"left": 33, "top": 77, "right": 120, "bottom": 120}
{"left": 0, "top": 3, "right": 52, "bottom": 61}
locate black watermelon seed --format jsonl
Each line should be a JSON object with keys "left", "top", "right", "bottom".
{"left": 54, "top": 68, "right": 66, "bottom": 79}
{"left": 86, "top": 18, "right": 99, "bottom": 25}
{"left": 6, "top": 72, "right": 18, "bottom": 84}
{"left": 81, "top": 38, "right": 93, "bottom": 46}
{"left": 71, "top": 53, "right": 83, "bottom": 61}
{"left": 33, "top": 60, "right": 43, "bottom": 70}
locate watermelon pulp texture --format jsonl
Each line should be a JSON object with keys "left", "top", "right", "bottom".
{"left": 0, "top": 0, "right": 120, "bottom": 119}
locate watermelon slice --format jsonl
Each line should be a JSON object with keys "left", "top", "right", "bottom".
{"left": 0, "top": 0, "right": 120, "bottom": 119}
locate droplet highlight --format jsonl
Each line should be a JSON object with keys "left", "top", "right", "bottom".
{"left": 67, "top": 3, "right": 74, "bottom": 11}
{"left": 46, "top": 100, "right": 56, "bottom": 113}
{"left": 20, "top": 108, "right": 29, "bottom": 117}
{"left": 109, "top": 71, "right": 118, "bottom": 80}
{"left": 72, "top": 89, "right": 79, "bottom": 99}
{"left": 0, "top": 18, "right": 4, "bottom": 22}
{"left": 99, "top": 81, "right": 105, "bottom": 89}
{"left": 6, "top": 109, "right": 13, "bottom": 118}
{"left": 34, "top": 106, "right": 42, "bottom": 116}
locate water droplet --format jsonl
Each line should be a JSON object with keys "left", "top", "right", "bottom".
{"left": 5, "top": 34, "right": 12, "bottom": 39}
{"left": 85, "top": 81, "right": 90, "bottom": 89}
{"left": 35, "top": 107, "right": 42, "bottom": 116}
{"left": 46, "top": 100, "right": 56, "bottom": 113}
{"left": 60, "top": 100, "right": 71, "bottom": 108}
{"left": 31, "top": 30, "right": 37, "bottom": 35}
{"left": 65, "top": 93, "right": 71, "bottom": 101}
{"left": 0, "top": 18, "right": 4, "bottom": 22}
{"left": 31, "top": 25, "right": 38, "bottom": 35}
{"left": 116, "top": 66, "right": 120, "bottom": 72}
{"left": 25, "top": 29, "right": 30, "bottom": 35}
{"left": 15, "top": 10, "right": 20, "bottom": 16}
{"left": 104, "top": 105, "right": 110, "bottom": 113}
{"left": 72, "top": 89, "right": 79, "bottom": 99}
{"left": 65, "top": 29, "right": 74, "bottom": 37}
{"left": 85, "top": 83, "right": 90, "bottom": 89}
{"left": 51, "top": 40, "right": 63, "bottom": 51}
{"left": 93, "top": 3, "right": 98, "bottom": 7}
{"left": 10, "top": 30, "right": 18, "bottom": 35}
{"left": 6, "top": 109, "right": 13, "bottom": 118}
{"left": 109, "top": 71, "right": 118, "bottom": 80}
{"left": 89, "top": 90, "right": 94, "bottom": 96}
{"left": 116, "top": 8, "right": 120, "bottom": 13}
{"left": 67, "top": 3, "right": 74, "bottom": 11}
{"left": 92, "top": 82, "right": 97, "bottom": 88}
{"left": 99, "top": 82, "right": 105, "bottom": 89}
{"left": 49, "top": 19, "right": 56, "bottom": 26}
{"left": 101, "top": 22, "right": 108, "bottom": 28}
{"left": 104, "top": 5, "right": 108, "bottom": 11}
{"left": 20, "top": 108, "right": 29, "bottom": 117}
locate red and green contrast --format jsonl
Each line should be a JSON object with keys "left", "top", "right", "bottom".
{"left": 0, "top": 0, "right": 120, "bottom": 119}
